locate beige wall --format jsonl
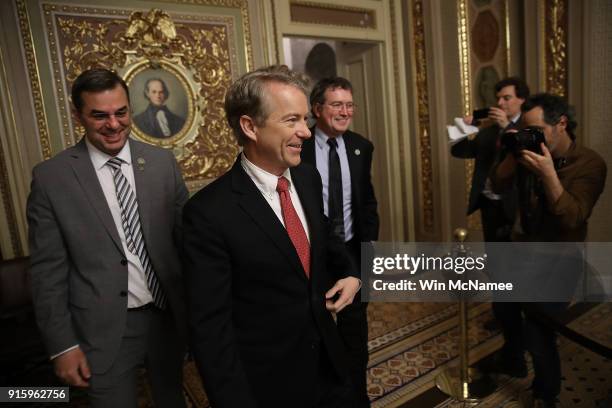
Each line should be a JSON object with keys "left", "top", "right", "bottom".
{"left": 582, "top": 0, "right": 612, "bottom": 241}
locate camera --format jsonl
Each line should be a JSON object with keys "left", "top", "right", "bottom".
{"left": 472, "top": 108, "right": 490, "bottom": 121}
{"left": 501, "top": 126, "right": 545, "bottom": 155}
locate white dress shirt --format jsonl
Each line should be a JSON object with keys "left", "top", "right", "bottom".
{"left": 86, "top": 138, "right": 153, "bottom": 308}
{"left": 313, "top": 127, "right": 354, "bottom": 241}
{"left": 241, "top": 153, "right": 310, "bottom": 242}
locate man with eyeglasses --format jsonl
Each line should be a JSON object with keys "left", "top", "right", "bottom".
{"left": 27, "top": 68, "right": 188, "bottom": 407}
{"left": 302, "top": 76, "right": 380, "bottom": 407}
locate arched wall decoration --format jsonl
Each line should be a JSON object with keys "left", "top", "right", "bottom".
{"left": 17, "top": 1, "right": 254, "bottom": 192}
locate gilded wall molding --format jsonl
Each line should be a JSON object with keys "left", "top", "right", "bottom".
{"left": 160, "top": 0, "right": 253, "bottom": 72}
{"left": 544, "top": 0, "right": 567, "bottom": 96}
{"left": 270, "top": 0, "right": 281, "bottom": 63}
{"left": 459, "top": 0, "right": 510, "bottom": 232}
{"left": 20, "top": 2, "right": 253, "bottom": 191}
{"left": 503, "top": 0, "right": 511, "bottom": 74}
{"left": 412, "top": 0, "right": 434, "bottom": 233}
{"left": 456, "top": 0, "right": 478, "bottom": 230}
{"left": 16, "top": 0, "right": 52, "bottom": 160}
{"left": 457, "top": 0, "right": 471, "bottom": 116}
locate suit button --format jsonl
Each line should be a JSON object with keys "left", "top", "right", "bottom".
{"left": 120, "top": 259, "right": 127, "bottom": 266}
{"left": 119, "top": 290, "right": 127, "bottom": 297}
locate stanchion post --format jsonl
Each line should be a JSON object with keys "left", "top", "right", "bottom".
{"left": 435, "top": 228, "right": 496, "bottom": 402}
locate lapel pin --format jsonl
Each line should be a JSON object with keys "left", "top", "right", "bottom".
{"left": 137, "top": 157, "right": 146, "bottom": 170}
{"left": 354, "top": 149, "right": 361, "bottom": 156}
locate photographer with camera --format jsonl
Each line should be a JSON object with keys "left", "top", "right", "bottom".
{"left": 451, "top": 77, "right": 529, "bottom": 242}
{"left": 491, "top": 93, "right": 607, "bottom": 407}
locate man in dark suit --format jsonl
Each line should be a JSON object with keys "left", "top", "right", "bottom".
{"left": 450, "top": 77, "right": 529, "bottom": 242}
{"left": 183, "top": 65, "right": 361, "bottom": 407}
{"left": 451, "top": 77, "right": 529, "bottom": 372}
{"left": 301, "top": 77, "right": 379, "bottom": 407}
{"left": 133, "top": 78, "right": 185, "bottom": 138}
{"left": 27, "top": 68, "right": 188, "bottom": 407}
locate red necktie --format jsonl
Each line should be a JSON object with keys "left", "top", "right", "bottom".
{"left": 276, "top": 176, "right": 310, "bottom": 278}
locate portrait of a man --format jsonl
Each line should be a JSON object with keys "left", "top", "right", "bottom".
{"left": 133, "top": 77, "right": 186, "bottom": 138}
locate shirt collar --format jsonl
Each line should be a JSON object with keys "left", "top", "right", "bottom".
{"left": 241, "top": 153, "right": 293, "bottom": 195}
{"left": 85, "top": 136, "right": 132, "bottom": 171}
{"left": 314, "top": 127, "right": 344, "bottom": 149}
{"left": 510, "top": 113, "right": 521, "bottom": 124}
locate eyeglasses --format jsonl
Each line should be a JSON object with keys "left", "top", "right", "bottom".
{"left": 325, "top": 102, "right": 356, "bottom": 112}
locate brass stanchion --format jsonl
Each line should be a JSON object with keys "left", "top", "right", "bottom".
{"left": 435, "top": 228, "right": 496, "bottom": 401}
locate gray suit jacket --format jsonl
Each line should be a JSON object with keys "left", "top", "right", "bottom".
{"left": 27, "top": 138, "right": 188, "bottom": 373}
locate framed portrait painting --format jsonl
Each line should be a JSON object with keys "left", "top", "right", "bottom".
{"left": 123, "top": 57, "right": 200, "bottom": 147}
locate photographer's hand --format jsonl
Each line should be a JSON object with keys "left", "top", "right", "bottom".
{"left": 488, "top": 107, "right": 510, "bottom": 129}
{"left": 518, "top": 143, "right": 563, "bottom": 203}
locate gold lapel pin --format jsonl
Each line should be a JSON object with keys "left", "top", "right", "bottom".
{"left": 354, "top": 149, "right": 361, "bottom": 156}
{"left": 137, "top": 157, "right": 146, "bottom": 170}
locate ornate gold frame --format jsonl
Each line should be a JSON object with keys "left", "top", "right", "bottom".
{"left": 120, "top": 56, "right": 202, "bottom": 148}
{"left": 18, "top": 2, "right": 252, "bottom": 191}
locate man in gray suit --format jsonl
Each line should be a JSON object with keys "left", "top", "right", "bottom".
{"left": 27, "top": 68, "right": 188, "bottom": 407}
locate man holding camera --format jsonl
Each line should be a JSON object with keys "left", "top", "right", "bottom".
{"left": 451, "top": 77, "right": 529, "bottom": 242}
{"left": 492, "top": 93, "right": 607, "bottom": 407}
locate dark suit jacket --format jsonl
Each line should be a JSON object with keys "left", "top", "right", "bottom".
{"left": 451, "top": 122, "right": 518, "bottom": 219}
{"left": 182, "top": 158, "right": 355, "bottom": 408}
{"left": 302, "top": 128, "right": 379, "bottom": 243}
{"left": 27, "top": 138, "right": 189, "bottom": 373}
{"left": 134, "top": 104, "right": 185, "bottom": 138}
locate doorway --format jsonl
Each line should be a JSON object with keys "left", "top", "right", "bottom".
{"left": 282, "top": 36, "right": 391, "bottom": 240}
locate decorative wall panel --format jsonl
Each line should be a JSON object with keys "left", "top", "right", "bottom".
{"left": 543, "top": 0, "right": 568, "bottom": 96}
{"left": 18, "top": 0, "right": 253, "bottom": 191}
{"left": 411, "top": 0, "right": 434, "bottom": 233}
{"left": 458, "top": 0, "right": 509, "bottom": 231}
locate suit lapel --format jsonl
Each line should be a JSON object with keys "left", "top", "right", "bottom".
{"left": 231, "top": 160, "right": 308, "bottom": 282}
{"left": 129, "top": 140, "right": 152, "bottom": 244}
{"left": 69, "top": 139, "right": 124, "bottom": 254}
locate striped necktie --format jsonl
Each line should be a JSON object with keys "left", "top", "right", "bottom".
{"left": 106, "top": 157, "right": 166, "bottom": 309}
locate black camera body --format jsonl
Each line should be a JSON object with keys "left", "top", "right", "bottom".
{"left": 501, "top": 127, "right": 546, "bottom": 155}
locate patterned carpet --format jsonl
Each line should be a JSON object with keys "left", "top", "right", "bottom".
{"left": 178, "top": 302, "right": 499, "bottom": 407}
{"left": 18, "top": 302, "right": 606, "bottom": 407}
{"left": 377, "top": 302, "right": 612, "bottom": 408}
{"left": 368, "top": 303, "right": 502, "bottom": 406}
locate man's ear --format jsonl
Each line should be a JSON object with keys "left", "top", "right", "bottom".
{"left": 313, "top": 103, "right": 322, "bottom": 119}
{"left": 558, "top": 115, "right": 568, "bottom": 130}
{"left": 71, "top": 105, "right": 83, "bottom": 127}
{"left": 239, "top": 115, "right": 258, "bottom": 143}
